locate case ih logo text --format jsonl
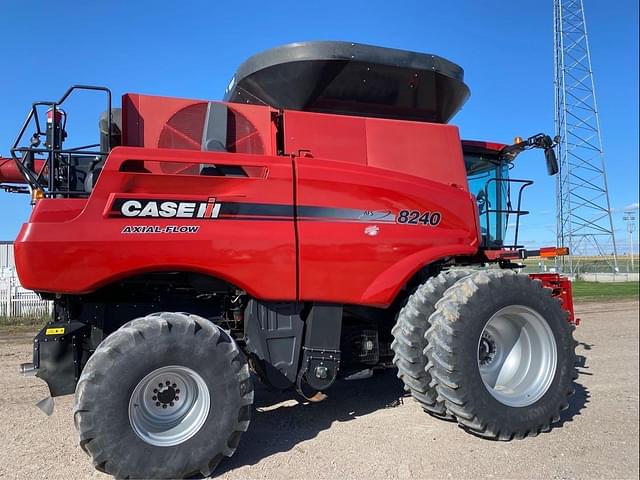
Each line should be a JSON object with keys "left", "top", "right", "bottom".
{"left": 113, "top": 198, "right": 221, "bottom": 219}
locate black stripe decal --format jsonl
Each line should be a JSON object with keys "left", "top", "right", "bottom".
{"left": 221, "top": 202, "right": 294, "bottom": 217}
{"left": 218, "top": 215, "right": 291, "bottom": 222}
{"left": 221, "top": 203, "right": 396, "bottom": 222}
{"left": 297, "top": 206, "right": 396, "bottom": 223}
{"left": 111, "top": 198, "right": 396, "bottom": 222}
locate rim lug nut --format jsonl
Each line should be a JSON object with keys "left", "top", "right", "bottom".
{"left": 152, "top": 396, "right": 157, "bottom": 400}
{"left": 166, "top": 381, "right": 171, "bottom": 386}
{"left": 158, "top": 383, "right": 163, "bottom": 388}
{"left": 170, "top": 402, "right": 174, "bottom": 407}
{"left": 175, "top": 389, "right": 180, "bottom": 394}
{"left": 153, "top": 388, "right": 158, "bottom": 393}
{"left": 162, "top": 404, "right": 167, "bottom": 409}
{"left": 175, "top": 396, "right": 179, "bottom": 401}
{"left": 156, "top": 402, "right": 161, "bottom": 406}
{"left": 172, "top": 383, "right": 177, "bottom": 388}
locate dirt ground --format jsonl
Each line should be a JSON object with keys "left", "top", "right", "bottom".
{"left": 0, "top": 300, "right": 638, "bottom": 479}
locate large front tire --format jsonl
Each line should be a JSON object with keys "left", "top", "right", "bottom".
{"left": 73, "top": 312, "right": 254, "bottom": 479}
{"left": 426, "top": 270, "right": 577, "bottom": 440}
{"left": 391, "top": 269, "right": 471, "bottom": 418}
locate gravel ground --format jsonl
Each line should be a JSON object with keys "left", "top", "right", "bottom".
{"left": 0, "top": 300, "right": 638, "bottom": 480}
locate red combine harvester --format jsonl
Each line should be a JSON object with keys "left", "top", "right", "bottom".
{"left": 1, "top": 42, "right": 578, "bottom": 479}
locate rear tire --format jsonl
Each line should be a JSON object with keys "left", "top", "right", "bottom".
{"left": 391, "top": 269, "right": 472, "bottom": 418}
{"left": 426, "top": 270, "right": 577, "bottom": 440}
{"left": 73, "top": 312, "right": 254, "bottom": 478}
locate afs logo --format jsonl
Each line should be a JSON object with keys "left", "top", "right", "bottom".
{"left": 112, "top": 197, "right": 221, "bottom": 219}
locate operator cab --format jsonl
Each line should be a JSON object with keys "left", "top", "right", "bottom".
{"left": 463, "top": 141, "right": 530, "bottom": 250}
{"left": 462, "top": 135, "right": 558, "bottom": 250}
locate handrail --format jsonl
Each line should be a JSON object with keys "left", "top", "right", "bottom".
{"left": 482, "top": 178, "right": 533, "bottom": 249}
{"left": 7, "top": 85, "right": 112, "bottom": 197}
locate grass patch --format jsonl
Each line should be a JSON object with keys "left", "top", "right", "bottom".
{"left": 0, "top": 316, "right": 48, "bottom": 334}
{"left": 572, "top": 281, "right": 639, "bottom": 301}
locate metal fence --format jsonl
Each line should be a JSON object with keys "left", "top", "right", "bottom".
{"left": 528, "top": 255, "right": 639, "bottom": 275}
{"left": 0, "top": 279, "right": 52, "bottom": 318}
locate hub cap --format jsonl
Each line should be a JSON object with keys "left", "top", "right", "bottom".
{"left": 128, "top": 365, "right": 210, "bottom": 446}
{"left": 477, "top": 305, "right": 557, "bottom": 407}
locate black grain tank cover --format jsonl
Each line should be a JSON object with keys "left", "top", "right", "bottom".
{"left": 223, "top": 41, "right": 470, "bottom": 124}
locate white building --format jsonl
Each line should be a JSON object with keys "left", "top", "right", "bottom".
{"left": 0, "top": 241, "right": 52, "bottom": 318}
{"left": 0, "top": 241, "right": 17, "bottom": 281}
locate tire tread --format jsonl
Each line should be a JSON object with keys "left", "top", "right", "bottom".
{"left": 73, "top": 312, "right": 253, "bottom": 478}
{"left": 425, "top": 270, "right": 578, "bottom": 440}
{"left": 391, "top": 269, "right": 472, "bottom": 418}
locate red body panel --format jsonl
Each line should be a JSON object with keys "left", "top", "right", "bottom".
{"left": 284, "top": 110, "right": 469, "bottom": 188}
{"left": 284, "top": 110, "right": 478, "bottom": 305}
{"left": 122, "top": 94, "right": 276, "bottom": 155}
{"left": 295, "top": 157, "right": 479, "bottom": 305}
{"left": 13, "top": 94, "right": 487, "bottom": 307}
{"left": 15, "top": 147, "right": 297, "bottom": 300}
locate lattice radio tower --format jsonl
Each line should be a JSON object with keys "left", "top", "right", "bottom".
{"left": 553, "top": 0, "right": 618, "bottom": 273}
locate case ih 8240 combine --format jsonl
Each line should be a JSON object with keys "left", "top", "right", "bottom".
{"left": 0, "top": 42, "right": 578, "bottom": 478}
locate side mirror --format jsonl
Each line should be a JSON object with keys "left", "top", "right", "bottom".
{"left": 545, "top": 147, "right": 559, "bottom": 176}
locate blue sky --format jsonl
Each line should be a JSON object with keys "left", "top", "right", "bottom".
{"left": 1, "top": 0, "right": 638, "bottom": 251}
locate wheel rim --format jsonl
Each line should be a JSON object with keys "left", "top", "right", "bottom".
{"left": 128, "top": 365, "right": 210, "bottom": 447}
{"left": 477, "top": 305, "right": 557, "bottom": 407}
